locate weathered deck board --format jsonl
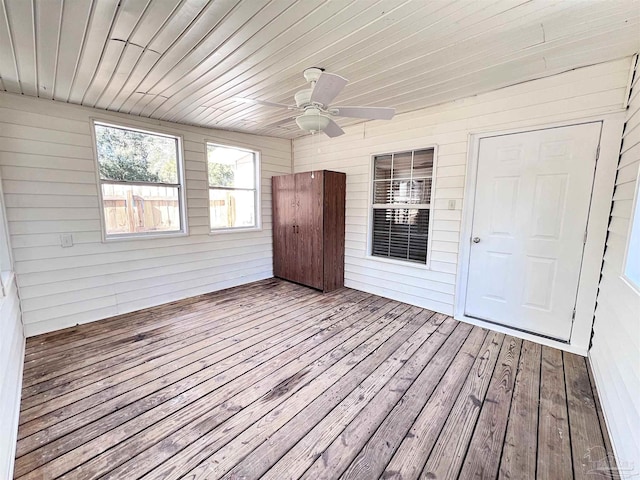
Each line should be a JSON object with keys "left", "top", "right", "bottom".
{"left": 565, "top": 352, "right": 613, "bottom": 479}
{"left": 14, "top": 279, "right": 618, "bottom": 480}
{"left": 458, "top": 336, "right": 523, "bottom": 479}
{"left": 419, "top": 330, "right": 504, "bottom": 480}
{"left": 384, "top": 329, "right": 499, "bottom": 480}
{"left": 339, "top": 326, "right": 487, "bottom": 480}
{"left": 499, "top": 340, "right": 542, "bottom": 480}
{"left": 538, "top": 346, "right": 574, "bottom": 479}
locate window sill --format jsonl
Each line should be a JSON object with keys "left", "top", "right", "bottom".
{"left": 209, "top": 226, "right": 263, "bottom": 235}
{"left": 365, "top": 254, "right": 431, "bottom": 271}
{"left": 103, "top": 231, "right": 188, "bottom": 242}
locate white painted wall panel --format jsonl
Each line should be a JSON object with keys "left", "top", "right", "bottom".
{"left": 590, "top": 56, "right": 640, "bottom": 478}
{"left": 293, "top": 58, "right": 631, "bottom": 316}
{"left": 0, "top": 92, "right": 291, "bottom": 336}
{"left": 0, "top": 156, "right": 23, "bottom": 479}
{"left": 0, "top": 279, "right": 23, "bottom": 480}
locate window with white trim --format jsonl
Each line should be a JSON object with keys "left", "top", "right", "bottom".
{"left": 93, "top": 121, "right": 185, "bottom": 238}
{"left": 206, "top": 143, "right": 260, "bottom": 231}
{"left": 371, "top": 148, "right": 435, "bottom": 264}
{"left": 623, "top": 169, "right": 640, "bottom": 290}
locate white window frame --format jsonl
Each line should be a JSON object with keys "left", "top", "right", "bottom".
{"left": 90, "top": 119, "right": 188, "bottom": 241}
{"left": 367, "top": 145, "right": 438, "bottom": 269}
{"left": 205, "top": 141, "right": 262, "bottom": 233}
{"left": 622, "top": 166, "right": 640, "bottom": 293}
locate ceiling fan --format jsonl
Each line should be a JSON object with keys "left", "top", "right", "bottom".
{"left": 235, "top": 67, "right": 396, "bottom": 137}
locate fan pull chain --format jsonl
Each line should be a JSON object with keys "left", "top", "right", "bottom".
{"left": 311, "top": 130, "right": 316, "bottom": 179}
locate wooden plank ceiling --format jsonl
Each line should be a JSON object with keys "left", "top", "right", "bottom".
{"left": 1, "top": 0, "right": 639, "bottom": 139}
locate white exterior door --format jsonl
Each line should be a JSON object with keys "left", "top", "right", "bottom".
{"left": 465, "top": 123, "right": 601, "bottom": 341}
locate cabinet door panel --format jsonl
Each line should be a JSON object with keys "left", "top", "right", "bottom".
{"left": 272, "top": 174, "right": 297, "bottom": 281}
{"left": 295, "top": 171, "right": 324, "bottom": 289}
{"left": 323, "top": 171, "right": 346, "bottom": 291}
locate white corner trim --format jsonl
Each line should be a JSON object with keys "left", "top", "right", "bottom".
{"left": 1, "top": 335, "right": 24, "bottom": 480}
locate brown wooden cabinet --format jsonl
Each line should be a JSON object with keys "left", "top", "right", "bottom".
{"left": 272, "top": 170, "right": 346, "bottom": 292}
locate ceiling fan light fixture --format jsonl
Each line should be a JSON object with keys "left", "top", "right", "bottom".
{"left": 296, "top": 109, "right": 330, "bottom": 133}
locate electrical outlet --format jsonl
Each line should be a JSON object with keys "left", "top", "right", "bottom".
{"left": 60, "top": 234, "right": 73, "bottom": 248}
{"left": 448, "top": 199, "right": 456, "bottom": 210}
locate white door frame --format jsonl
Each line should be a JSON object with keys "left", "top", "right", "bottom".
{"left": 455, "top": 113, "right": 625, "bottom": 356}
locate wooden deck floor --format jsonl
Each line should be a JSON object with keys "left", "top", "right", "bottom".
{"left": 15, "top": 279, "right": 617, "bottom": 480}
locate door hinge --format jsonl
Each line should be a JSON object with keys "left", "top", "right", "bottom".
{"left": 596, "top": 144, "right": 600, "bottom": 160}
{"left": 584, "top": 230, "right": 588, "bottom": 244}
{"left": 572, "top": 308, "right": 576, "bottom": 320}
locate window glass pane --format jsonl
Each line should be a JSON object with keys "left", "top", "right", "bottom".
{"left": 372, "top": 208, "right": 429, "bottom": 264}
{"left": 412, "top": 149, "right": 434, "bottom": 178}
{"left": 372, "top": 209, "right": 391, "bottom": 257}
{"left": 410, "top": 178, "right": 432, "bottom": 204}
{"left": 210, "top": 189, "right": 255, "bottom": 229}
{"left": 95, "top": 124, "right": 178, "bottom": 183}
{"left": 392, "top": 152, "right": 413, "bottom": 179}
{"left": 408, "top": 232, "right": 428, "bottom": 263}
{"left": 374, "top": 155, "right": 392, "bottom": 180}
{"left": 371, "top": 147, "right": 434, "bottom": 264}
{"left": 391, "top": 180, "right": 412, "bottom": 204}
{"left": 373, "top": 180, "right": 391, "bottom": 204}
{"left": 375, "top": 179, "right": 431, "bottom": 205}
{"left": 102, "top": 184, "right": 180, "bottom": 235}
{"left": 207, "top": 145, "right": 255, "bottom": 188}
{"left": 390, "top": 233, "right": 409, "bottom": 259}
{"left": 624, "top": 180, "right": 640, "bottom": 288}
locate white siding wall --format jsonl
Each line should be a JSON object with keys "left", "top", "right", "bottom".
{"left": 0, "top": 93, "right": 291, "bottom": 336}
{"left": 293, "top": 58, "right": 631, "bottom": 316}
{"left": 590, "top": 56, "right": 640, "bottom": 476}
{"left": 0, "top": 279, "right": 23, "bottom": 480}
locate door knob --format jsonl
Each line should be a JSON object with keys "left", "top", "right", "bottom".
{"left": 472, "top": 237, "right": 481, "bottom": 243}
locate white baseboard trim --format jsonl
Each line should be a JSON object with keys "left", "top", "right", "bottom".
{"left": 454, "top": 313, "right": 588, "bottom": 356}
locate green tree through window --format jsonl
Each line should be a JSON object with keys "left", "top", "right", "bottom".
{"left": 95, "top": 125, "right": 177, "bottom": 183}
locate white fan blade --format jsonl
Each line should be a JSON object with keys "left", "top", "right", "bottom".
{"left": 323, "top": 118, "right": 345, "bottom": 138}
{"left": 333, "top": 106, "right": 395, "bottom": 120}
{"left": 233, "top": 97, "right": 296, "bottom": 110}
{"left": 310, "top": 72, "right": 348, "bottom": 106}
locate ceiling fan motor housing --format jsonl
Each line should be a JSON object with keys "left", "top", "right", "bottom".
{"left": 303, "top": 67, "right": 324, "bottom": 83}
{"left": 294, "top": 89, "right": 313, "bottom": 108}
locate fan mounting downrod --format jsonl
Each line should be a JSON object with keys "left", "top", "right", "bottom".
{"left": 303, "top": 67, "right": 325, "bottom": 84}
